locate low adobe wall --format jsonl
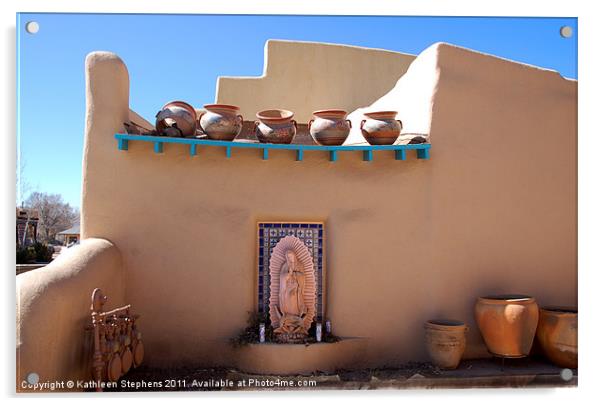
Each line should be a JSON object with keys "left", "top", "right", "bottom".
{"left": 77, "top": 41, "right": 576, "bottom": 374}
{"left": 16, "top": 263, "right": 47, "bottom": 275}
{"left": 16, "top": 238, "right": 125, "bottom": 391}
{"left": 234, "top": 338, "right": 369, "bottom": 375}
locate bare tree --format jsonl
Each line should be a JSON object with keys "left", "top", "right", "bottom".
{"left": 16, "top": 156, "right": 31, "bottom": 206}
{"left": 25, "top": 192, "right": 80, "bottom": 243}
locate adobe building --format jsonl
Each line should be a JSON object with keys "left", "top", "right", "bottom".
{"left": 16, "top": 207, "right": 38, "bottom": 247}
{"left": 57, "top": 223, "right": 81, "bottom": 246}
{"left": 16, "top": 40, "right": 577, "bottom": 388}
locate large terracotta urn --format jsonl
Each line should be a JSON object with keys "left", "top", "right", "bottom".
{"left": 255, "top": 109, "right": 297, "bottom": 144}
{"left": 155, "top": 100, "right": 197, "bottom": 137}
{"left": 424, "top": 319, "right": 467, "bottom": 369}
{"left": 199, "top": 104, "right": 244, "bottom": 141}
{"left": 474, "top": 294, "right": 539, "bottom": 358}
{"left": 360, "top": 111, "right": 402, "bottom": 145}
{"left": 308, "top": 109, "right": 351, "bottom": 146}
{"left": 536, "top": 307, "right": 577, "bottom": 368}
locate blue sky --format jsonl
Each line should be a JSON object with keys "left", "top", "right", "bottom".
{"left": 17, "top": 14, "right": 577, "bottom": 208}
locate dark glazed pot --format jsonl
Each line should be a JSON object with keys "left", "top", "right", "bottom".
{"left": 199, "top": 104, "right": 243, "bottom": 141}
{"left": 360, "top": 111, "right": 402, "bottom": 145}
{"left": 475, "top": 294, "right": 539, "bottom": 358}
{"left": 536, "top": 307, "right": 577, "bottom": 368}
{"left": 255, "top": 109, "right": 297, "bottom": 144}
{"left": 308, "top": 109, "right": 351, "bottom": 146}
{"left": 155, "top": 101, "right": 197, "bottom": 137}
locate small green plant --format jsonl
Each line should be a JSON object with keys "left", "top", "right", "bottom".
{"left": 16, "top": 242, "right": 54, "bottom": 264}
{"left": 230, "top": 312, "right": 274, "bottom": 348}
{"left": 32, "top": 242, "right": 54, "bottom": 262}
{"left": 16, "top": 244, "right": 33, "bottom": 264}
{"left": 230, "top": 312, "right": 341, "bottom": 347}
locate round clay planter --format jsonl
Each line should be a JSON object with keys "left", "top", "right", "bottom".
{"left": 255, "top": 109, "right": 297, "bottom": 144}
{"left": 424, "top": 319, "right": 467, "bottom": 369}
{"left": 360, "top": 111, "right": 402, "bottom": 145}
{"left": 155, "top": 100, "right": 197, "bottom": 137}
{"left": 199, "top": 104, "right": 244, "bottom": 141}
{"left": 536, "top": 306, "right": 577, "bottom": 368}
{"left": 475, "top": 294, "right": 539, "bottom": 358}
{"left": 308, "top": 109, "right": 351, "bottom": 146}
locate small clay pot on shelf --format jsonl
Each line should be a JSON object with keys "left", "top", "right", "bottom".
{"left": 360, "top": 111, "right": 402, "bottom": 145}
{"left": 199, "top": 104, "right": 244, "bottom": 141}
{"left": 308, "top": 109, "right": 351, "bottom": 146}
{"left": 255, "top": 109, "right": 297, "bottom": 144}
{"left": 155, "top": 101, "right": 197, "bottom": 137}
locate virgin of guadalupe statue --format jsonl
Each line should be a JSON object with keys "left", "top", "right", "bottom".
{"left": 269, "top": 236, "right": 316, "bottom": 342}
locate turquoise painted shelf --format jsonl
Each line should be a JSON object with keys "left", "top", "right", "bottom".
{"left": 114, "top": 134, "right": 431, "bottom": 162}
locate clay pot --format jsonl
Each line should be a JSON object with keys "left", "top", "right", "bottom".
{"left": 308, "top": 109, "right": 352, "bottom": 146}
{"left": 424, "top": 319, "right": 467, "bottom": 369}
{"left": 536, "top": 307, "right": 577, "bottom": 368}
{"left": 475, "top": 294, "right": 539, "bottom": 357}
{"left": 155, "top": 101, "right": 197, "bottom": 137}
{"left": 255, "top": 109, "right": 297, "bottom": 144}
{"left": 360, "top": 111, "right": 402, "bottom": 145}
{"left": 199, "top": 104, "right": 244, "bottom": 141}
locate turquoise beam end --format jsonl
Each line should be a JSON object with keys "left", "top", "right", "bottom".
{"left": 395, "top": 149, "right": 406, "bottom": 160}
{"left": 118, "top": 139, "right": 129, "bottom": 151}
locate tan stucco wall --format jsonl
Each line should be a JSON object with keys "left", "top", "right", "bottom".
{"left": 216, "top": 40, "right": 416, "bottom": 123}
{"left": 16, "top": 238, "right": 124, "bottom": 391}
{"left": 75, "top": 42, "right": 576, "bottom": 373}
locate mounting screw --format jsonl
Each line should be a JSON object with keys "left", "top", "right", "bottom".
{"left": 560, "top": 368, "right": 574, "bottom": 381}
{"left": 560, "top": 26, "right": 573, "bottom": 38}
{"left": 25, "top": 21, "right": 39, "bottom": 34}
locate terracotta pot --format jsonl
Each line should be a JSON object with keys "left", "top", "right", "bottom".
{"left": 308, "top": 109, "right": 351, "bottom": 146}
{"left": 424, "top": 319, "right": 467, "bottom": 369}
{"left": 155, "top": 101, "right": 197, "bottom": 137}
{"left": 536, "top": 307, "right": 577, "bottom": 368}
{"left": 475, "top": 294, "right": 539, "bottom": 357}
{"left": 360, "top": 111, "right": 402, "bottom": 145}
{"left": 199, "top": 104, "right": 244, "bottom": 141}
{"left": 255, "top": 109, "right": 297, "bottom": 144}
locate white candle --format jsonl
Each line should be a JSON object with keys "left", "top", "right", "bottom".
{"left": 259, "top": 323, "right": 265, "bottom": 343}
{"left": 316, "top": 323, "right": 322, "bottom": 342}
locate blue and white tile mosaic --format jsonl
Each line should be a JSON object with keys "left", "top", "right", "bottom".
{"left": 257, "top": 222, "right": 324, "bottom": 322}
